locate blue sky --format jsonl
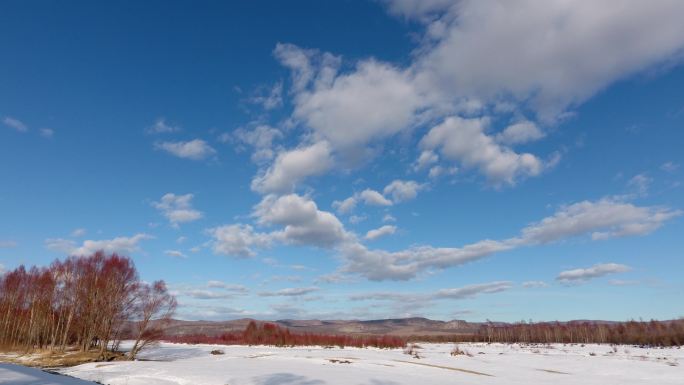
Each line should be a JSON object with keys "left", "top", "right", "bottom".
{"left": 1, "top": 0, "right": 683, "bottom": 322}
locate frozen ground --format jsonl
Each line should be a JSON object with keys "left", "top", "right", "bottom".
{"left": 2, "top": 342, "right": 682, "bottom": 385}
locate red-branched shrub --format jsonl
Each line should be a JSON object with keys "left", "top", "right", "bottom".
{"left": 164, "top": 321, "right": 406, "bottom": 349}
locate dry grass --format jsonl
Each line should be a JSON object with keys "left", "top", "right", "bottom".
{"left": 0, "top": 347, "right": 126, "bottom": 368}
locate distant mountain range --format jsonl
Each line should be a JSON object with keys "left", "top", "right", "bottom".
{"left": 159, "top": 317, "right": 492, "bottom": 337}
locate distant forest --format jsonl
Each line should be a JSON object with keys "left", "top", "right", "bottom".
{"left": 410, "top": 319, "right": 684, "bottom": 346}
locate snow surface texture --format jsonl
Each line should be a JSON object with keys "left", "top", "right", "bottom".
{"left": 0, "top": 363, "right": 97, "bottom": 385}
{"left": 5, "top": 342, "right": 683, "bottom": 385}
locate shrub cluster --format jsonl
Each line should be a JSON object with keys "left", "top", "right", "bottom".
{"left": 165, "top": 321, "right": 406, "bottom": 349}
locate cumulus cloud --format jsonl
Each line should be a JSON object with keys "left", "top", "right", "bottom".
{"left": 258, "top": 287, "right": 319, "bottom": 297}
{"left": 421, "top": 116, "right": 546, "bottom": 185}
{"left": 251, "top": 141, "right": 333, "bottom": 194}
{"left": 264, "top": 0, "right": 684, "bottom": 190}
{"left": 155, "top": 139, "right": 216, "bottom": 160}
{"left": 495, "top": 121, "right": 545, "bottom": 145}
{"left": 289, "top": 56, "right": 425, "bottom": 154}
{"left": 410, "top": 0, "right": 684, "bottom": 120}
{"left": 365, "top": 225, "right": 397, "bottom": 241}
{"left": 232, "top": 125, "right": 283, "bottom": 163}
{"left": 359, "top": 189, "right": 393, "bottom": 206}
{"left": 383, "top": 180, "right": 424, "bottom": 202}
{"left": 146, "top": 118, "right": 180, "bottom": 134}
{"left": 3, "top": 116, "right": 28, "bottom": 132}
{"left": 556, "top": 263, "right": 631, "bottom": 284}
{"left": 152, "top": 193, "right": 203, "bottom": 227}
{"left": 254, "top": 194, "right": 350, "bottom": 247}
{"left": 208, "top": 224, "right": 273, "bottom": 257}
{"left": 332, "top": 196, "right": 357, "bottom": 214}
{"left": 45, "top": 234, "right": 152, "bottom": 256}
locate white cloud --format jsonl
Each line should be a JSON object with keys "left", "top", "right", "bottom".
{"left": 3, "top": 116, "right": 28, "bottom": 132}
{"left": 155, "top": 139, "right": 216, "bottom": 160}
{"left": 265, "top": 1, "right": 684, "bottom": 190}
{"left": 381, "top": 0, "right": 455, "bottom": 20}
{"left": 152, "top": 193, "right": 203, "bottom": 227}
{"left": 351, "top": 281, "right": 513, "bottom": 303}
{"left": 413, "top": 150, "right": 439, "bottom": 171}
{"left": 382, "top": 214, "right": 397, "bottom": 223}
{"left": 39, "top": 128, "right": 54, "bottom": 138}
{"left": 332, "top": 196, "right": 357, "bottom": 214}
{"left": 254, "top": 194, "right": 350, "bottom": 247}
{"left": 359, "top": 189, "right": 393, "bottom": 206}
{"left": 557, "top": 263, "right": 631, "bottom": 284}
{"left": 383, "top": 180, "right": 424, "bottom": 202}
{"left": 250, "top": 81, "right": 284, "bottom": 110}
{"left": 520, "top": 198, "right": 682, "bottom": 243}
{"left": 435, "top": 281, "right": 513, "bottom": 299}
{"left": 428, "top": 165, "right": 457, "bottom": 179}
{"left": 164, "top": 250, "right": 187, "bottom": 259}
{"left": 206, "top": 281, "right": 249, "bottom": 293}
{"left": 495, "top": 121, "right": 545, "bottom": 145}
{"left": 46, "top": 234, "right": 152, "bottom": 256}
{"left": 183, "top": 289, "right": 236, "bottom": 300}
{"left": 365, "top": 225, "right": 397, "bottom": 241}
{"left": 146, "top": 118, "right": 180, "bottom": 134}
{"left": 349, "top": 215, "right": 367, "bottom": 224}
{"left": 0, "top": 264, "right": 4, "bottom": 274}
{"left": 258, "top": 287, "right": 320, "bottom": 297}
{"left": 292, "top": 60, "right": 425, "bottom": 154}
{"left": 232, "top": 125, "right": 283, "bottom": 163}
{"left": 628, "top": 173, "right": 652, "bottom": 196}
{"left": 661, "top": 161, "right": 680, "bottom": 173}
{"left": 410, "top": 0, "right": 684, "bottom": 120}
{"left": 522, "top": 281, "right": 549, "bottom": 288}
{"left": 251, "top": 141, "right": 333, "bottom": 194}
{"left": 339, "top": 197, "right": 680, "bottom": 280}
{"left": 421, "top": 116, "right": 546, "bottom": 185}
{"left": 70, "top": 228, "right": 87, "bottom": 237}
{"left": 208, "top": 224, "right": 273, "bottom": 257}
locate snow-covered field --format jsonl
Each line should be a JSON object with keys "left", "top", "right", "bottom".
{"left": 2, "top": 342, "right": 682, "bottom": 385}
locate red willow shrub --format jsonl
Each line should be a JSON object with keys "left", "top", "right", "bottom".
{"left": 0, "top": 251, "right": 176, "bottom": 360}
{"left": 165, "top": 321, "right": 406, "bottom": 349}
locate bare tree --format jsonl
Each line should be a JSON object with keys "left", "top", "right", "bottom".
{"left": 128, "top": 280, "right": 176, "bottom": 360}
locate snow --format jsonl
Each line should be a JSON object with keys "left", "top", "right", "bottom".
{"left": 0, "top": 363, "right": 98, "bottom": 385}
{"left": 3, "top": 342, "right": 682, "bottom": 385}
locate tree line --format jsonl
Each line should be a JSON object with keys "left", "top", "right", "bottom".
{"left": 0, "top": 251, "right": 176, "bottom": 360}
{"left": 165, "top": 321, "right": 407, "bottom": 349}
{"left": 408, "top": 319, "right": 684, "bottom": 346}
